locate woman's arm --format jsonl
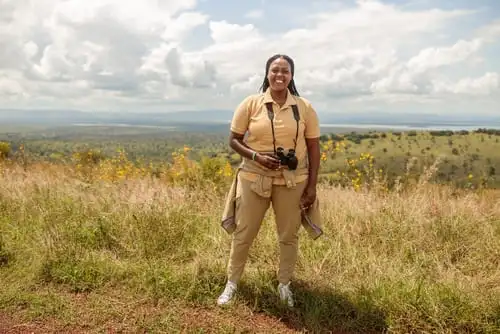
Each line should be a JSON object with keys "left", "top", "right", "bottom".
{"left": 300, "top": 137, "right": 320, "bottom": 209}
{"left": 229, "top": 132, "right": 254, "bottom": 160}
{"left": 305, "top": 137, "right": 320, "bottom": 189}
{"left": 301, "top": 99, "right": 321, "bottom": 209}
{"left": 229, "top": 131, "right": 280, "bottom": 170}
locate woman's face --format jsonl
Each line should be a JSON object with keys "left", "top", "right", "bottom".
{"left": 267, "top": 57, "right": 292, "bottom": 92}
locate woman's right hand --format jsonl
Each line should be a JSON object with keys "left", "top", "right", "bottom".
{"left": 255, "top": 153, "right": 280, "bottom": 170}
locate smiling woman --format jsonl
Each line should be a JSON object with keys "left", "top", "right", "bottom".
{"left": 259, "top": 54, "right": 300, "bottom": 101}
{"left": 218, "top": 54, "right": 322, "bottom": 307}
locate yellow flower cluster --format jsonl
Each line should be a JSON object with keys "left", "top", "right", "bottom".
{"left": 321, "top": 139, "right": 347, "bottom": 162}
{"left": 70, "top": 146, "right": 234, "bottom": 189}
{"left": 98, "top": 150, "right": 152, "bottom": 182}
{"left": 319, "top": 136, "right": 386, "bottom": 192}
{"left": 218, "top": 161, "right": 234, "bottom": 178}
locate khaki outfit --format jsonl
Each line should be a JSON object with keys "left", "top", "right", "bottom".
{"left": 221, "top": 88, "right": 321, "bottom": 284}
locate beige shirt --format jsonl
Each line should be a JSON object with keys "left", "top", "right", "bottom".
{"left": 230, "top": 88, "right": 321, "bottom": 185}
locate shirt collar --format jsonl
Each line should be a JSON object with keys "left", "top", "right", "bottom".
{"left": 263, "top": 87, "right": 297, "bottom": 107}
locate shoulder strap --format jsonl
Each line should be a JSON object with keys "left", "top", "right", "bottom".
{"left": 265, "top": 102, "right": 274, "bottom": 121}
{"left": 291, "top": 104, "right": 299, "bottom": 150}
{"left": 265, "top": 102, "right": 300, "bottom": 121}
{"left": 291, "top": 104, "right": 300, "bottom": 121}
{"left": 264, "top": 102, "right": 300, "bottom": 152}
{"left": 265, "top": 102, "right": 277, "bottom": 153}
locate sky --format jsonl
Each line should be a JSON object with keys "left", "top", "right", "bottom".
{"left": 0, "top": 0, "right": 499, "bottom": 116}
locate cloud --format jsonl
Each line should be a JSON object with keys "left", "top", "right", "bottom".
{"left": 406, "top": 39, "right": 483, "bottom": 74}
{"left": 0, "top": 0, "right": 498, "bottom": 114}
{"left": 165, "top": 48, "right": 217, "bottom": 89}
{"left": 474, "top": 19, "right": 500, "bottom": 42}
{"left": 369, "top": 38, "right": 486, "bottom": 95}
{"left": 244, "top": 10, "right": 264, "bottom": 19}
{"left": 0, "top": 0, "right": 211, "bottom": 108}
{"left": 432, "top": 72, "right": 499, "bottom": 96}
{"left": 0, "top": 76, "right": 25, "bottom": 98}
{"left": 161, "top": 11, "right": 209, "bottom": 41}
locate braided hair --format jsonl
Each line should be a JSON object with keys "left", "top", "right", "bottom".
{"left": 259, "top": 54, "right": 300, "bottom": 96}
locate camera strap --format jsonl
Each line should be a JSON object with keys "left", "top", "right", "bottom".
{"left": 265, "top": 102, "right": 299, "bottom": 154}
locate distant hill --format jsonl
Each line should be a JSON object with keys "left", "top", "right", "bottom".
{"left": 1, "top": 108, "right": 498, "bottom": 130}
{"left": 0, "top": 109, "right": 234, "bottom": 126}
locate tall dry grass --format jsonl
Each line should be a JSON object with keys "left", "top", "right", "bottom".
{"left": 0, "top": 161, "right": 499, "bottom": 333}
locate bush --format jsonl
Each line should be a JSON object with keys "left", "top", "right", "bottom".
{"left": 0, "top": 141, "right": 10, "bottom": 159}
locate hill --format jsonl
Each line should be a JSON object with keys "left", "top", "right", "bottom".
{"left": 2, "top": 108, "right": 499, "bottom": 130}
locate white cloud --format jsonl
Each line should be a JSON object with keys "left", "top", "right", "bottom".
{"left": 165, "top": 48, "right": 216, "bottom": 89}
{"left": 161, "top": 11, "right": 208, "bottom": 41}
{"left": 407, "top": 39, "right": 483, "bottom": 74}
{"left": 432, "top": 72, "right": 499, "bottom": 96}
{"left": 369, "top": 38, "right": 487, "bottom": 95}
{"left": 244, "top": 10, "right": 263, "bottom": 19}
{"left": 208, "top": 20, "right": 260, "bottom": 44}
{"left": 474, "top": 19, "right": 500, "bottom": 42}
{"left": 0, "top": 76, "right": 25, "bottom": 98}
{"left": 0, "top": 0, "right": 499, "bottom": 115}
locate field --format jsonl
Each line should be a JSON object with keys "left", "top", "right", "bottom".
{"left": 0, "top": 124, "right": 500, "bottom": 333}
{"left": 2, "top": 124, "right": 499, "bottom": 189}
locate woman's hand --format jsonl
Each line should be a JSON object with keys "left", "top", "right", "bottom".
{"left": 300, "top": 184, "right": 316, "bottom": 210}
{"left": 228, "top": 132, "right": 280, "bottom": 170}
{"left": 255, "top": 153, "right": 280, "bottom": 170}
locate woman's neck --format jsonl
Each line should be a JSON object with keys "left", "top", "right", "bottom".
{"left": 270, "top": 89, "right": 287, "bottom": 105}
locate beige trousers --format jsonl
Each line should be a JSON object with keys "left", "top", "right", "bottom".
{"left": 226, "top": 176, "right": 307, "bottom": 284}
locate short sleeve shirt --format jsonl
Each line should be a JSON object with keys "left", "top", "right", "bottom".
{"left": 230, "top": 88, "right": 320, "bottom": 184}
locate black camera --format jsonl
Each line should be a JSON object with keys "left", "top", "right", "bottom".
{"left": 276, "top": 147, "right": 298, "bottom": 170}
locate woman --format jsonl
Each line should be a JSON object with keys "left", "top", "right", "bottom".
{"left": 218, "top": 54, "right": 321, "bottom": 307}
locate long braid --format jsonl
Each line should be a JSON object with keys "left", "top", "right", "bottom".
{"left": 288, "top": 80, "right": 300, "bottom": 96}
{"left": 259, "top": 54, "right": 300, "bottom": 96}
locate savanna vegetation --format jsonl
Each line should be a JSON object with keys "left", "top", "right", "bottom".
{"left": 0, "top": 125, "right": 499, "bottom": 333}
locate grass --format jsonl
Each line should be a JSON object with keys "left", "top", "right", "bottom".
{"left": 320, "top": 131, "right": 500, "bottom": 188}
{"left": 0, "top": 161, "right": 500, "bottom": 333}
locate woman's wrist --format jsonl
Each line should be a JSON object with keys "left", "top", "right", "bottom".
{"left": 306, "top": 181, "right": 317, "bottom": 190}
{"left": 306, "top": 174, "right": 318, "bottom": 189}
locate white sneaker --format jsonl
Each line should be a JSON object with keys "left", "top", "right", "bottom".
{"left": 217, "top": 281, "right": 237, "bottom": 305}
{"left": 278, "top": 282, "right": 294, "bottom": 307}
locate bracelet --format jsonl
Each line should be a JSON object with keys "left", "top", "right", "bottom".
{"left": 252, "top": 152, "right": 257, "bottom": 160}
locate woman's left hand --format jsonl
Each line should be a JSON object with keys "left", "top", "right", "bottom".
{"left": 300, "top": 185, "right": 316, "bottom": 211}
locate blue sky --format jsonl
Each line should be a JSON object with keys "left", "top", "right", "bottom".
{"left": 0, "top": 0, "right": 499, "bottom": 115}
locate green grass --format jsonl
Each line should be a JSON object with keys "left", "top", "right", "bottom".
{"left": 321, "top": 131, "right": 500, "bottom": 188}
{"left": 1, "top": 163, "right": 499, "bottom": 333}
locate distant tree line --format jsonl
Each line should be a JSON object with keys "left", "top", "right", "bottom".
{"left": 320, "top": 128, "right": 500, "bottom": 143}
{"left": 474, "top": 128, "right": 500, "bottom": 136}
{"left": 320, "top": 132, "right": 387, "bottom": 144}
